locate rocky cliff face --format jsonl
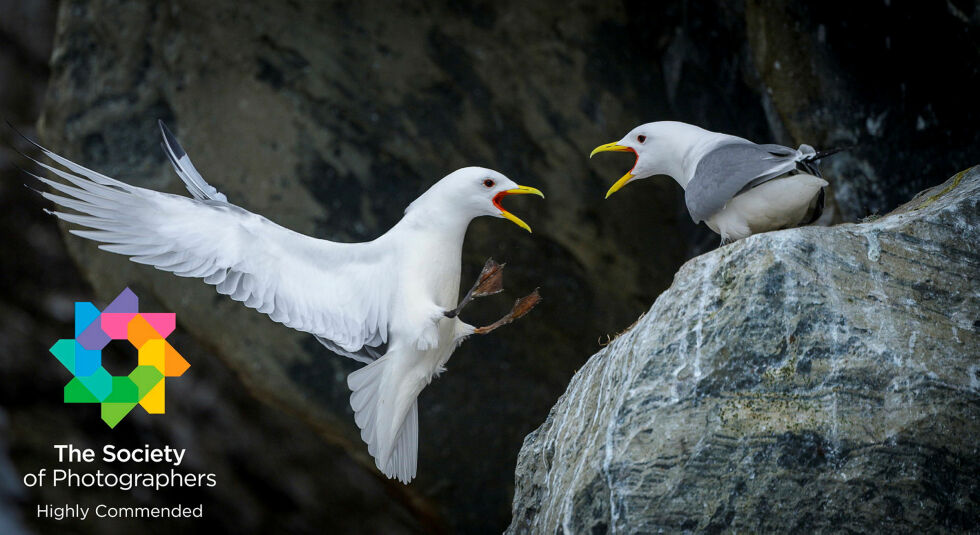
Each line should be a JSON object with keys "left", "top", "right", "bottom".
{"left": 508, "top": 168, "right": 980, "bottom": 533}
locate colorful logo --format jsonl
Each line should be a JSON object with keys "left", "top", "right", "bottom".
{"left": 49, "top": 288, "right": 189, "bottom": 427}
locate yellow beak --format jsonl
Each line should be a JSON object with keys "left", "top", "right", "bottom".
{"left": 589, "top": 141, "right": 633, "bottom": 158}
{"left": 604, "top": 172, "right": 635, "bottom": 199}
{"left": 590, "top": 141, "right": 637, "bottom": 199}
{"left": 494, "top": 185, "right": 545, "bottom": 233}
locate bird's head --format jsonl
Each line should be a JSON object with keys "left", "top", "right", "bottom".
{"left": 590, "top": 122, "right": 678, "bottom": 198}
{"left": 409, "top": 167, "right": 544, "bottom": 233}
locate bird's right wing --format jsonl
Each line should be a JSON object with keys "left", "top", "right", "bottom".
{"left": 23, "top": 133, "right": 394, "bottom": 358}
{"left": 685, "top": 142, "right": 804, "bottom": 223}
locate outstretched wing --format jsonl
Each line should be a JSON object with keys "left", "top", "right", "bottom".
{"left": 685, "top": 142, "right": 807, "bottom": 223}
{"left": 23, "top": 128, "right": 393, "bottom": 358}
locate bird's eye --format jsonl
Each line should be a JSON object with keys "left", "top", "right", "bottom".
{"left": 637, "top": 135, "right": 647, "bottom": 143}
{"left": 483, "top": 179, "right": 495, "bottom": 188}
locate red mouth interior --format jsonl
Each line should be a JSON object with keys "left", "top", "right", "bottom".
{"left": 492, "top": 191, "right": 510, "bottom": 213}
{"left": 625, "top": 147, "right": 638, "bottom": 174}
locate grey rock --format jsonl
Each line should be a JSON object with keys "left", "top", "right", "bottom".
{"left": 509, "top": 168, "right": 980, "bottom": 534}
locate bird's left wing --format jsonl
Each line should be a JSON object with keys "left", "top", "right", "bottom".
{"left": 685, "top": 142, "right": 805, "bottom": 223}
{"left": 23, "top": 138, "right": 394, "bottom": 359}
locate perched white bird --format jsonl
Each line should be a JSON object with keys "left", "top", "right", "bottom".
{"left": 18, "top": 121, "right": 543, "bottom": 483}
{"left": 591, "top": 121, "right": 841, "bottom": 243}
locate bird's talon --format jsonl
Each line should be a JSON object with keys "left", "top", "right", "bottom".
{"left": 473, "top": 288, "right": 541, "bottom": 335}
{"left": 510, "top": 288, "right": 541, "bottom": 320}
{"left": 446, "top": 258, "right": 506, "bottom": 318}
{"left": 471, "top": 258, "right": 505, "bottom": 297}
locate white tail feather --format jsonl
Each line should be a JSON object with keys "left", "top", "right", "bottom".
{"left": 347, "top": 356, "right": 419, "bottom": 483}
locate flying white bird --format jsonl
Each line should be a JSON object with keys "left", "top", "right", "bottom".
{"left": 17, "top": 121, "right": 543, "bottom": 483}
{"left": 591, "top": 121, "right": 842, "bottom": 243}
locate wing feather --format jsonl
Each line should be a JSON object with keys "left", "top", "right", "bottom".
{"left": 28, "top": 136, "right": 393, "bottom": 359}
{"left": 158, "top": 120, "right": 228, "bottom": 202}
{"left": 686, "top": 141, "right": 811, "bottom": 223}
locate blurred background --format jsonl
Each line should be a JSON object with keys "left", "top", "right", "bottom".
{"left": 0, "top": 1, "right": 976, "bottom": 533}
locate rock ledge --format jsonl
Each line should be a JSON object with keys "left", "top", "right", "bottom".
{"left": 508, "top": 168, "right": 980, "bottom": 534}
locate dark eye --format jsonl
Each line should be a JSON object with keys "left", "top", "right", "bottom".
{"left": 483, "top": 179, "right": 495, "bottom": 188}
{"left": 637, "top": 135, "right": 647, "bottom": 143}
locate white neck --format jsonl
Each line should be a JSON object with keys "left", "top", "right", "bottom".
{"left": 396, "top": 196, "right": 473, "bottom": 245}
{"left": 652, "top": 122, "right": 743, "bottom": 189}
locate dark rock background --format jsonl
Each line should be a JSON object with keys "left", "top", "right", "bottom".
{"left": 1, "top": 0, "right": 976, "bottom": 533}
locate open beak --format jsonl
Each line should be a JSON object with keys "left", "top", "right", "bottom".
{"left": 590, "top": 142, "right": 637, "bottom": 199}
{"left": 604, "top": 172, "right": 635, "bottom": 199}
{"left": 493, "top": 185, "right": 545, "bottom": 233}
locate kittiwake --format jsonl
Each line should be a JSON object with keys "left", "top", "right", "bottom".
{"left": 591, "top": 121, "right": 844, "bottom": 243}
{"left": 15, "top": 121, "right": 545, "bottom": 484}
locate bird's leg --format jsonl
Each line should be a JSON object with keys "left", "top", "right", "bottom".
{"left": 444, "top": 258, "right": 505, "bottom": 318}
{"left": 473, "top": 288, "right": 541, "bottom": 335}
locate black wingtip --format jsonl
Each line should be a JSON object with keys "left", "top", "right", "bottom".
{"left": 13, "top": 161, "right": 46, "bottom": 185}
{"left": 24, "top": 183, "right": 44, "bottom": 196}
{"left": 811, "top": 144, "right": 857, "bottom": 161}
{"left": 18, "top": 165, "right": 47, "bottom": 197}
{"left": 4, "top": 119, "right": 28, "bottom": 143}
{"left": 2, "top": 118, "right": 21, "bottom": 136}
{"left": 157, "top": 119, "right": 186, "bottom": 159}
{"left": 4, "top": 119, "right": 47, "bottom": 153}
{"left": 10, "top": 144, "right": 45, "bottom": 169}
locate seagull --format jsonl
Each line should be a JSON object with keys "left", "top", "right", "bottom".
{"left": 591, "top": 121, "right": 843, "bottom": 243}
{"left": 15, "top": 121, "right": 544, "bottom": 483}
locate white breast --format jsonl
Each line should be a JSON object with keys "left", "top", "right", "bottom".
{"left": 706, "top": 173, "right": 828, "bottom": 241}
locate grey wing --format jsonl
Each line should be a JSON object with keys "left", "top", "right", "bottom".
{"left": 685, "top": 142, "right": 803, "bottom": 223}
